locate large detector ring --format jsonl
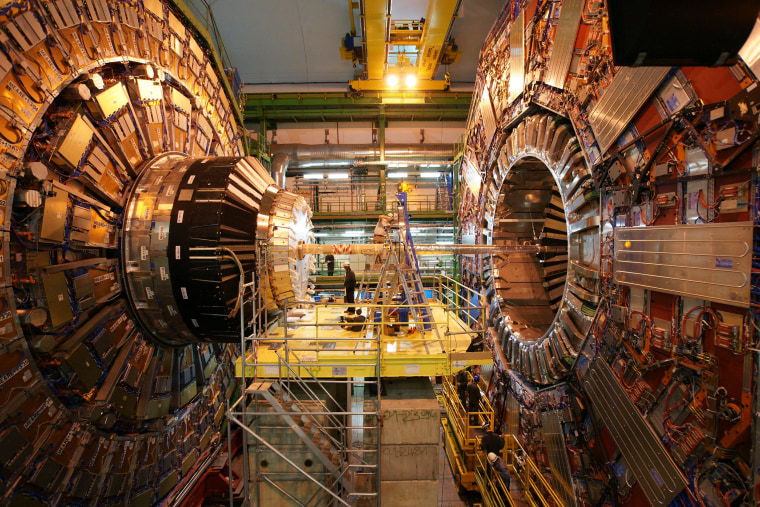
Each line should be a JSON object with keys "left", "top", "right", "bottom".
{"left": 482, "top": 114, "right": 600, "bottom": 385}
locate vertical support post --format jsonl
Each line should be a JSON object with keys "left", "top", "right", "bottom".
{"left": 378, "top": 107, "right": 387, "bottom": 211}
{"left": 452, "top": 156, "right": 461, "bottom": 281}
{"left": 752, "top": 348, "right": 760, "bottom": 503}
{"left": 227, "top": 396, "right": 234, "bottom": 507}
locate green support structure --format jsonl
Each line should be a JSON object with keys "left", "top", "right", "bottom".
{"left": 245, "top": 92, "right": 472, "bottom": 124}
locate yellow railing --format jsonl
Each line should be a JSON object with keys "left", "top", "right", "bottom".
{"left": 435, "top": 273, "right": 486, "bottom": 332}
{"left": 272, "top": 298, "right": 477, "bottom": 364}
{"left": 502, "top": 434, "right": 564, "bottom": 507}
{"left": 440, "top": 371, "right": 564, "bottom": 507}
{"left": 441, "top": 372, "right": 493, "bottom": 447}
{"left": 474, "top": 452, "right": 516, "bottom": 507}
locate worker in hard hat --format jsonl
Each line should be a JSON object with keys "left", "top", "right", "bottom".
{"left": 343, "top": 262, "right": 356, "bottom": 314}
{"left": 487, "top": 451, "right": 511, "bottom": 500}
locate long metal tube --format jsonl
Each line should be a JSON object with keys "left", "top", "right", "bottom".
{"left": 297, "top": 243, "right": 565, "bottom": 258}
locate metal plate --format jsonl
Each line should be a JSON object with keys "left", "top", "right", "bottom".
{"left": 614, "top": 222, "right": 752, "bottom": 306}
{"left": 540, "top": 410, "right": 577, "bottom": 506}
{"left": 545, "top": 0, "right": 584, "bottom": 89}
{"left": 588, "top": 67, "right": 670, "bottom": 153}
{"left": 479, "top": 85, "right": 498, "bottom": 146}
{"left": 41, "top": 272, "right": 73, "bottom": 328}
{"left": 508, "top": 10, "right": 525, "bottom": 103}
{"left": 583, "top": 359, "right": 686, "bottom": 505}
{"left": 58, "top": 115, "right": 94, "bottom": 168}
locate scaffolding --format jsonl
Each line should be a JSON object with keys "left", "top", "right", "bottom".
{"left": 225, "top": 193, "right": 491, "bottom": 505}
{"left": 218, "top": 228, "right": 380, "bottom": 507}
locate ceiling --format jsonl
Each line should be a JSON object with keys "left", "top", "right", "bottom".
{"left": 210, "top": 0, "right": 504, "bottom": 92}
{"left": 205, "top": 0, "right": 504, "bottom": 146}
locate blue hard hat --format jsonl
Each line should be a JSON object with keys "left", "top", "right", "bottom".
{"left": 473, "top": 375, "right": 480, "bottom": 381}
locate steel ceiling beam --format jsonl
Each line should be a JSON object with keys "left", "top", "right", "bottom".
{"left": 417, "top": 0, "right": 462, "bottom": 79}
{"left": 362, "top": 0, "right": 390, "bottom": 80}
{"left": 244, "top": 92, "right": 472, "bottom": 125}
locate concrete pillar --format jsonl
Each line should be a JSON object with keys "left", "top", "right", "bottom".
{"left": 379, "top": 377, "right": 440, "bottom": 507}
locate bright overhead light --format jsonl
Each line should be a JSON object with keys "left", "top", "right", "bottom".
{"left": 386, "top": 75, "right": 399, "bottom": 87}
{"left": 304, "top": 173, "right": 324, "bottom": 179}
{"left": 388, "top": 172, "right": 408, "bottom": 179}
{"left": 328, "top": 173, "right": 349, "bottom": 179}
{"left": 405, "top": 74, "right": 417, "bottom": 87}
{"left": 421, "top": 172, "right": 440, "bottom": 178}
{"left": 343, "top": 230, "right": 365, "bottom": 237}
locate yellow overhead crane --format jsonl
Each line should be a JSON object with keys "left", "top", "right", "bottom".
{"left": 347, "top": 0, "right": 461, "bottom": 91}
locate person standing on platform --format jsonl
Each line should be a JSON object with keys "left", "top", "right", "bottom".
{"left": 325, "top": 254, "right": 335, "bottom": 276}
{"left": 456, "top": 369, "right": 469, "bottom": 409}
{"left": 487, "top": 452, "right": 511, "bottom": 500}
{"left": 481, "top": 428, "right": 505, "bottom": 455}
{"left": 343, "top": 262, "right": 356, "bottom": 314}
{"left": 467, "top": 375, "right": 482, "bottom": 425}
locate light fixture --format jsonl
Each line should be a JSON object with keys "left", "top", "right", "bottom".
{"left": 328, "top": 173, "right": 349, "bottom": 179}
{"left": 304, "top": 173, "right": 324, "bottom": 179}
{"left": 421, "top": 172, "right": 440, "bottom": 178}
{"left": 388, "top": 172, "right": 408, "bottom": 179}
{"left": 343, "top": 230, "right": 365, "bottom": 237}
{"left": 386, "top": 75, "right": 399, "bottom": 88}
{"left": 405, "top": 74, "right": 417, "bottom": 87}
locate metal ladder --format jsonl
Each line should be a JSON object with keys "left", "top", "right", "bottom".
{"left": 364, "top": 197, "right": 442, "bottom": 353}
{"left": 396, "top": 191, "right": 437, "bottom": 334}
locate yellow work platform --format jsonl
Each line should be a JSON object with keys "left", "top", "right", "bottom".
{"left": 235, "top": 300, "right": 491, "bottom": 379}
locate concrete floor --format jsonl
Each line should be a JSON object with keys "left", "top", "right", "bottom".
{"left": 438, "top": 427, "right": 469, "bottom": 506}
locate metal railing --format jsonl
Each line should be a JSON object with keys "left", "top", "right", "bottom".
{"left": 226, "top": 238, "right": 384, "bottom": 505}
{"left": 436, "top": 273, "right": 486, "bottom": 331}
{"left": 292, "top": 180, "right": 454, "bottom": 214}
{"left": 440, "top": 370, "right": 565, "bottom": 507}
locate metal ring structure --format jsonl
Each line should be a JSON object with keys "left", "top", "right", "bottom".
{"left": 482, "top": 113, "right": 600, "bottom": 385}
{"left": 0, "top": 1, "right": 308, "bottom": 505}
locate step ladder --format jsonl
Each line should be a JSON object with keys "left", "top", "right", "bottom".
{"left": 364, "top": 192, "right": 442, "bottom": 353}
{"left": 396, "top": 191, "right": 437, "bottom": 333}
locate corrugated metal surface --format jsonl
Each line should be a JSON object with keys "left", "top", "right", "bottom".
{"left": 588, "top": 67, "right": 669, "bottom": 152}
{"left": 508, "top": 10, "right": 525, "bottom": 103}
{"left": 480, "top": 85, "right": 498, "bottom": 146}
{"left": 540, "top": 410, "right": 576, "bottom": 506}
{"left": 506, "top": 393, "right": 520, "bottom": 436}
{"left": 583, "top": 359, "right": 686, "bottom": 506}
{"left": 614, "top": 222, "right": 752, "bottom": 306}
{"left": 544, "top": 0, "right": 584, "bottom": 89}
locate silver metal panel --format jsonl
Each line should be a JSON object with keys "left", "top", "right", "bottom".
{"left": 544, "top": 0, "right": 583, "bottom": 89}
{"left": 540, "top": 410, "right": 576, "bottom": 506}
{"left": 614, "top": 222, "right": 752, "bottom": 306}
{"left": 583, "top": 359, "right": 686, "bottom": 505}
{"left": 508, "top": 10, "right": 525, "bottom": 103}
{"left": 588, "top": 67, "right": 670, "bottom": 152}
{"left": 479, "top": 85, "right": 498, "bottom": 149}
